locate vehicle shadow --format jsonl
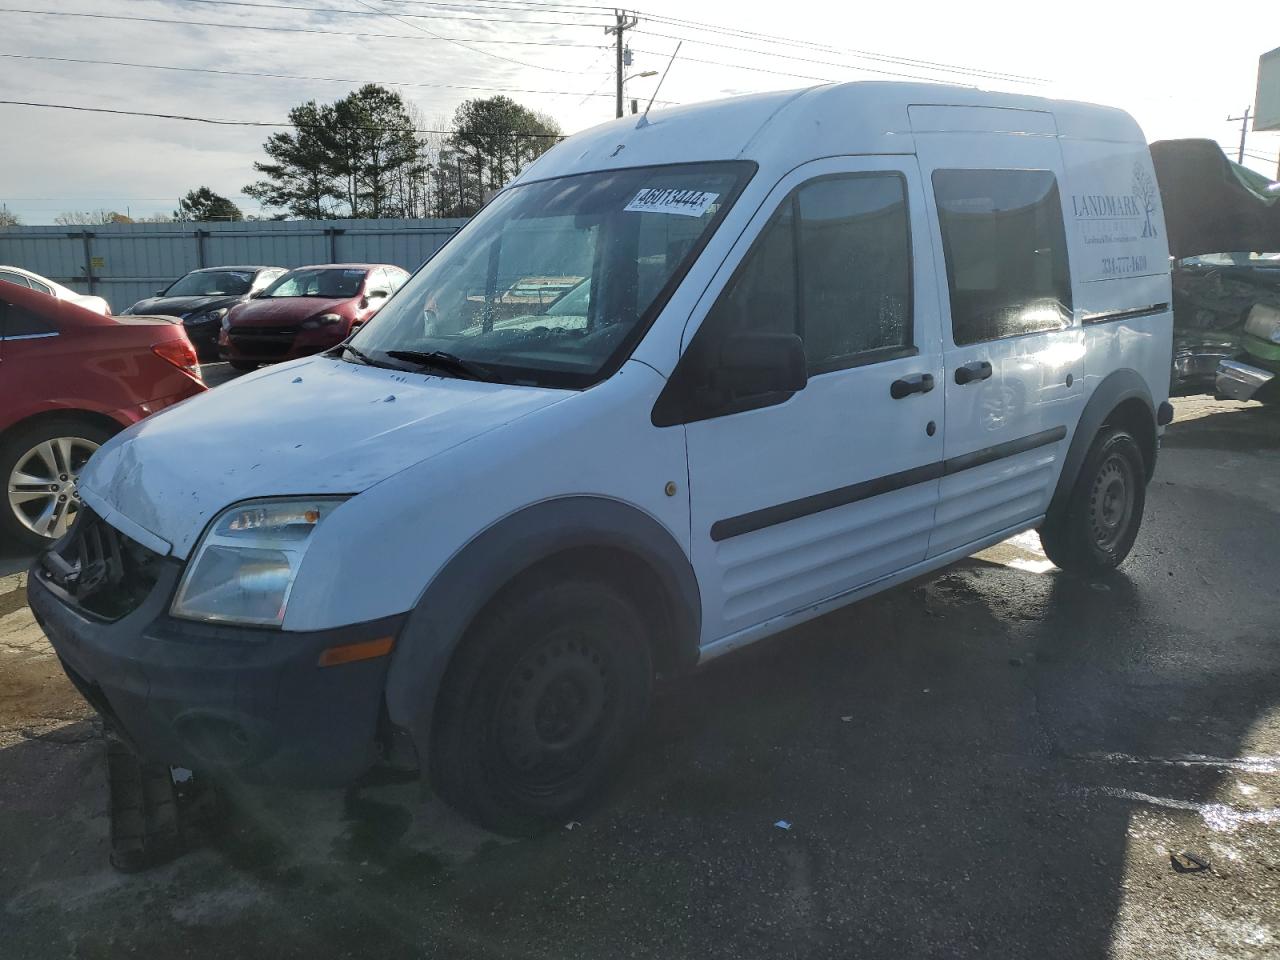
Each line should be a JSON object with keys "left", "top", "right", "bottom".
{"left": 75, "top": 547, "right": 1271, "bottom": 958}
{"left": 0, "top": 543, "right": 35, "bottom": 578}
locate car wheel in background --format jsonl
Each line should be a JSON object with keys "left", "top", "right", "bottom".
{"left": 1, "top": 417, "right": 114, "bottom": 550}
{"left": 1039, "top": 425, "right": 1146, "bottom": 576}
{"left": 229, "top": 360, "right": 257, "bottom": 372}
{"left": 430, "top": 576, "right": 654, "bottom": 836}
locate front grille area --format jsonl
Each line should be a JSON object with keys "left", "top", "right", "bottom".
{"left": 230, "top": 325, "right": 299, "bottom": 358}
{"left": 39, "top": 507, "right": 164, "bottom": 621}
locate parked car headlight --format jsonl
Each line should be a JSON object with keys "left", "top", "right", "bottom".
{"left": 187, "top": 307, "right": 228, "bottom": 324}
{"left": 301, "top": 313, "right": 344, "bottom": 330}
{"left": 1244, "top": 304, "right": 1280, "bottom": 344}
{"left": 171, "top": 497, "right": 348, "bottom": 627}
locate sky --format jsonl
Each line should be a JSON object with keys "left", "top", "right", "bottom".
{"left": 1, "top": 0, "right": 1277, "bottom": 224}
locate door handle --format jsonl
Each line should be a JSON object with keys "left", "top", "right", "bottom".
{"left": 954, "top": 360, "right": 993, "bottom": 385}
{"left": 889, "top": 372, "right": 935, "bottom": 399}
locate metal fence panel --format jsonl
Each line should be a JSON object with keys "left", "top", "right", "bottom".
{"left": 0, "top": 218, "right": 466, "bottom": 312}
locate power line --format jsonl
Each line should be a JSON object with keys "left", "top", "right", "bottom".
{"left": 0, "top": 99, "right": 567, "bottom": 136}
{"left": 633, "top": 16, "right": 1044, "bottom": 84}
{"left": 0, "top": 8, "right": 606, "bottom": 51}
{"left": 370, "top": 0, "right": 1047, "bottom": 84}
{"left": 627, "top": 46, "right": 839, "bottom": 85}
{"left": 124, "top": 0, "right": 1041, "bottom": 87}
{"left": 633, "top": 26, "right": 1043, "bottom": 85}
{"left": 344, "top": 0, "right": 585, "bottom": 74}
{"left": 0, "top": 51, "right": 677, "bottom": 102}
{"left": 131, "top": 0, "right": 615, "bottom": 29}
{"left": 115, "top": 0, "right": 1044, "bottom": 88}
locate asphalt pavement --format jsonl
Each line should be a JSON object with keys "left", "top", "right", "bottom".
{"left": 1, "top": 394, "right": 1277, "bottom": 959}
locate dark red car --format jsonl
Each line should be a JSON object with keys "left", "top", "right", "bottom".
{"left": 218, "top": 263, "right": 409, "bottom": 369}
{"left": 0, "top": 281, "right": 205, "bottom": 549}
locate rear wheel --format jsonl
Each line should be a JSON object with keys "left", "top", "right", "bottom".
{"left": 1039, "top": 425, "right": 1146, "bottom": 576}
{"left": 1, "top": 417, "right": 113, "bottom": 550}
{"left": 430, "top": 577, "right": 653, "bottom": 836}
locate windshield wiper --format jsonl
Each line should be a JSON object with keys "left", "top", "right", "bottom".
{"left": 384, "top": 349, "right": 495, "bottom": 382}
{"left": 336, "top": 342, "right": 380, "bottom": 366}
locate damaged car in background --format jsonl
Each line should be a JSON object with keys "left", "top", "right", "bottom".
{"left": 1150, "top": 138, "right": 1280, "bottom": 399}
{"left": 1170, "top": 251, "right": 1280, "bottom": 393}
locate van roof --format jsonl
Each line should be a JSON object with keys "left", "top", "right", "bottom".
{"left": 517, "top": 81, "right": 1146, "bottom": 185}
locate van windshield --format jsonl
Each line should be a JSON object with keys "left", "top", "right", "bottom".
{"left": 348, "top": 161, "right": 753, "bottom": 387}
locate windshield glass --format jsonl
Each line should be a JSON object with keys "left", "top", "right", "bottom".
{"left": 164, "top": 269, "right": 254, "bottom": 297}
{"left": 264, "top": 268, "right": 368, "bottom": 299}
{"left": 350, "top": 161, "right": 753, "bottom": 387}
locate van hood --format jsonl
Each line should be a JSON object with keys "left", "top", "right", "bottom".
{"left": 78, "top": 356, "right": 570, "bottom": 557}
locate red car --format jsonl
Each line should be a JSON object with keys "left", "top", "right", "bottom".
{"left": 0, "top": 281, "right": 205, "bottom": 549}
{"left": 218, "top": 263, "right": 409, "bottom": 369}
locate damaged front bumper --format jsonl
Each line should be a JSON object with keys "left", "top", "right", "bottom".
{"left": 27, "top": 510, "right": 407, "bottom": 786}
{"left": 1216, "top": 358, "right": 1278, "bottom": 403}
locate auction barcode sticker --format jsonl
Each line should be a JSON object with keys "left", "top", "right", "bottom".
{"left": 624, "top": 188, "right": 719, "bottom": 218}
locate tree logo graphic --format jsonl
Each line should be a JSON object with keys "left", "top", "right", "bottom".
{"left": 1132, "top": 163, "right": 1158, "bottom": 239}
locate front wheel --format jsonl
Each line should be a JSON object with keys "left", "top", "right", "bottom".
{"left": 430, "top": 577, "right": 653, "bottom": 836}
{"left": 1039, "top": 425, "right": 1147, "bottom": 576}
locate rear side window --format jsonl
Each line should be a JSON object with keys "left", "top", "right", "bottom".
{"left": 0, "top": 270, "right": 32, "bottom": 289}
{"left": 933, "top": 169, "right": 1072, "bottom": 346}
{"left": 704, "top": 172, "right": 913, "bottom": 374}
{"left": 0, "top": 299, "right": 56, "bottom": 338}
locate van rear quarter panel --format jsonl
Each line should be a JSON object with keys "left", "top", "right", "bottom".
{"left": 1057, "top": 135, "right": 1173, "bottom": 409}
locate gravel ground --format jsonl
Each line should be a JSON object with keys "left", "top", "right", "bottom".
{"left": 1, "top": 394, "right": 1277, "bottom": 959}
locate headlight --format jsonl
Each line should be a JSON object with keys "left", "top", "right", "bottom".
{"left": 301, "top": 313, "right": 344, "bottom": 330}
{"left": 1244, "top": 303, "right": 1280, "bottom": 344}
{"left": 171, "top": 497, "right": 347, "bottom": 627}
{"left": 183, "top": 308, "right": 226, "bottom": 324}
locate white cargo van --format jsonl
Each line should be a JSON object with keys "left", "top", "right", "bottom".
{"left": 29, "top": 82, "right": 1174, "bottom": 835}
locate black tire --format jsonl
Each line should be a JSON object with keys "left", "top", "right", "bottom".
{"left": 106, "top": 735, "right": 180, "bottom": 873}
{"left": 430, "top": 577, "right": 653, "bottom": 836}
{"left": 1039, "top": 425, "right": 1147, "bottom": 576}
{"left": 229, "top": 359, "right": 257, "bottom": 372}
{"left": 0, "top": 416, "right": 114, "bottom": 551}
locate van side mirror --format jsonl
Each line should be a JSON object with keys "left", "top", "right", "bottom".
{"left": 716, "top": 332, "right": 807, "bottom": 398}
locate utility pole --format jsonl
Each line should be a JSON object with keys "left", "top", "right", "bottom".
{"left": 606, "top": 9, "right": 638, "bottom": 119}
{"left": 1227, "top": 107, "right": 1251, "bottom": 163}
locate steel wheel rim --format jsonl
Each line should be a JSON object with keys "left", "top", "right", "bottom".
{"left": 7, "top": 435, "right": 99, "bottom": 539}
{"left": 1089, "top": 453, "right": 1134, "bottom": 551}
{"left": 496, "top": 631, "right": 616, "bottom": 798}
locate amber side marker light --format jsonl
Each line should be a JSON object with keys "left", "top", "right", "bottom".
{"left": 318, "top": 636, "right": 395, "bottom": 667}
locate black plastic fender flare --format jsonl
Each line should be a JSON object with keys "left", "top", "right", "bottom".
{"left": 382, "top": 496, "right": 702, "bottom": 765}
{"left": 1047, "top": 368, "right": 1156, "bottom": 519}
